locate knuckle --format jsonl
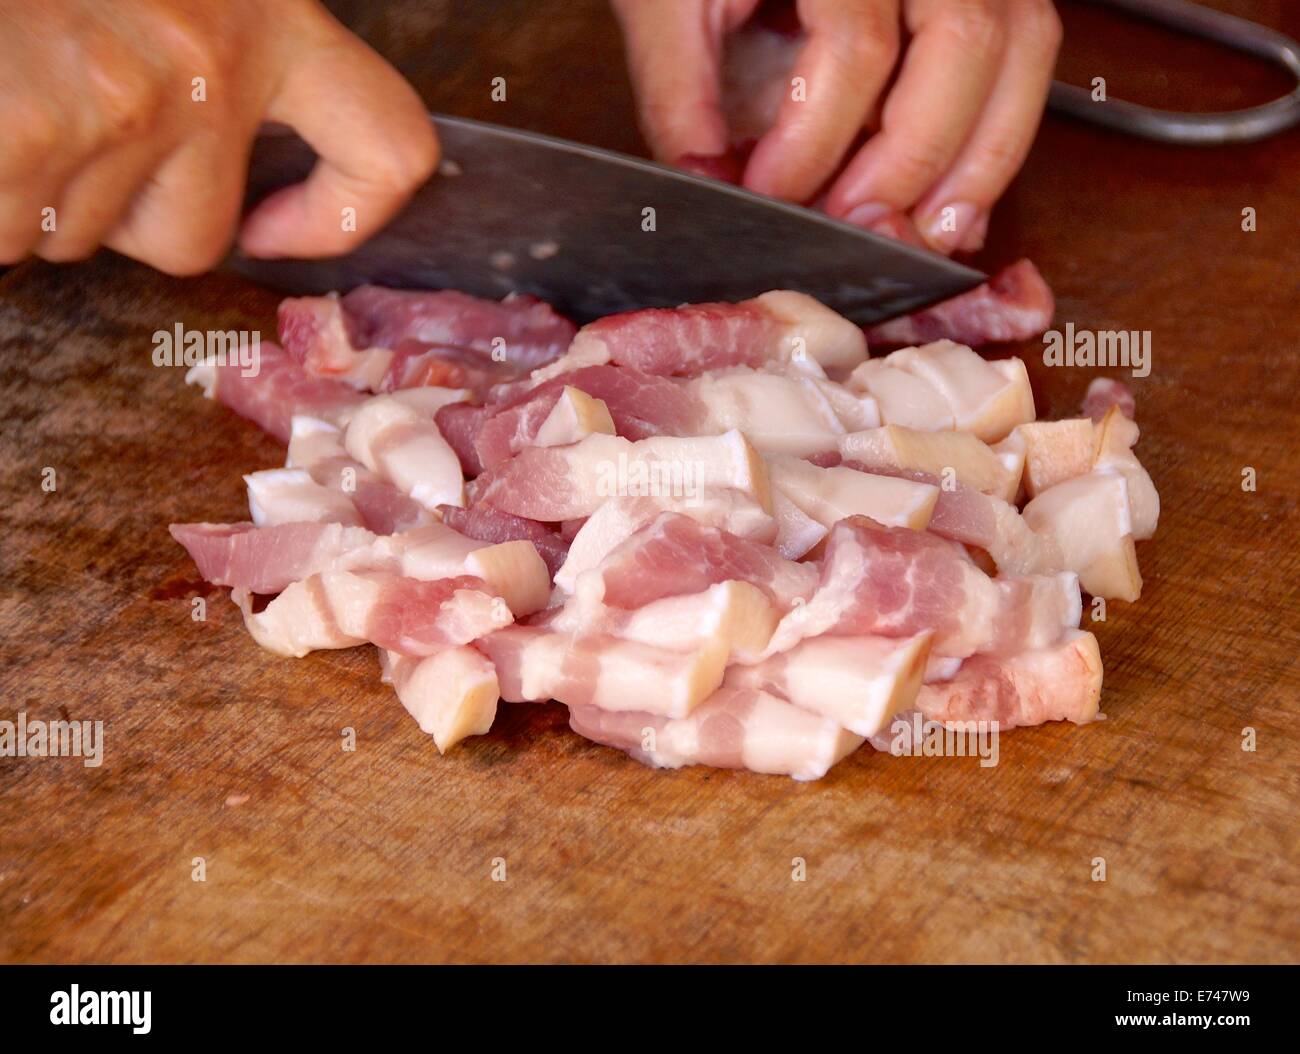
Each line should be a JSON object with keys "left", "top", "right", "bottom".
{"left": 0, "top": 102, "right": 60, "bottom": 173}
{"left": 835, "top": 8, "right": 901, "bottom": 66}
{"left": 973, "top": 131, "right": 1026, "bottom": 173}
{"left": 937, "top": 0, "right": 1005, "bottom": 61}
{"left": 370, "top": 125, "right": 439, "bottom": 193}
{"left": 150, "top": 10, "right": 239, "bottom": 81}
{"left": 146, "top": 228, "right": 231, "bottom": 276}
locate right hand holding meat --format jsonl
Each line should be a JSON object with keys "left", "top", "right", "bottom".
{"left": 0, "top": 0, "right": 438, "bottom": 274}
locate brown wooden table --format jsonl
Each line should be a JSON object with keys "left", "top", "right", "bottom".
{"left": 1, "top": 0, "right": 1297, "bottom": 963}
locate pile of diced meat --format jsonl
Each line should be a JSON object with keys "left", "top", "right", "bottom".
{"left": 171, "top": 277, "right": 1158, "bottom": 780}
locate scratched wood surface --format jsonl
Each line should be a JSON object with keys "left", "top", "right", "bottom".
{"left": 1, "top": 0, "right": 1297, "bottom": 963}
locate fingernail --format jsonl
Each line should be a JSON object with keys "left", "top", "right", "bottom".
{"left": 921, "top": 201, "right": 980, "bottom": 253}
{"left": 958, "top": 211, "right": 989, "bottom": 253}
{"left": 842, "top": 202, "right": 892, "bottom": 228}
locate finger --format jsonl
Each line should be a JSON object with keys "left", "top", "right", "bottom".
{"left": 742, "top": 0, "right": 901, "bottom": 201}
{"left": 613, "top": 0, "right": 744, "bottom": 162}
{"left": 238, "top": 26, "right": 438, "bottom": 260}
{"left": 0, "top": 109, "right": 82, "bottom": 263}
{"left": 912, "top": 0, "right": 1062, "bottom": 251}
{"left": 103, "top": 130, "right": 247, "bottom": 276}
{"left": 825, "top": 0, "right": 1008, "bottom": 245}
{"left": 36, "top": 138, "right": 173, "bottom": 263}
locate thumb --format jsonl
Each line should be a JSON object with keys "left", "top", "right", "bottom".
{"left": 239, "top": 25, "right": 438, "bottom": 259}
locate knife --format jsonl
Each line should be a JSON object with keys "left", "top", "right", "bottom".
{"left": 229, "top": 114, "right": 984, "bottom": 326}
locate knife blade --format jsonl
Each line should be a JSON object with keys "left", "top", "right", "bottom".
{"left": 228, "top": 114, "right": 984, "bottom": 326}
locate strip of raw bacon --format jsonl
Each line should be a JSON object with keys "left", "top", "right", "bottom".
{"left": 186, "top": 343, "right": 365, "bottom": 444}
{"left": 169, "top": 521, "right": 377, "bottom": 595}
{"left": 838, "top": 461, "right": 1062, "bottom": 576}
{"left": 865, "top": 260, "right": 1054, "bottom": 350}
{"left": 474, "top": 430, "right": 770, "bottom": 522}
{"left": 578, "top": 512, "right": 818, "bottom": 612}
{"left": 914, "top": 630, "right": 1103, "bottom": 728}
{"left": 438, "top": 503, "right": 570, "bottom": 577}
{"left": 568, "top": 687, "right": 863, "bottom": 780}
{"left": 277, "top": 286, "right": 575, "bottom": 390}
{"left": 762, "top": 516, "right": 1081, "bottom": 659}
{"left": 478, "top": 626, "right": 727, "bottom": 719}
{"left": 725, "top": 632, "right": 931, "bottom": 736}
{"left": 380, "top": 647, "right": 500, "bottom": 753}
{"left": 554, "top": 489, "right": 775, "bottom": 593}
{"left": 471, "top": 365, "right": 703, "bottom": 470}
{"left": 839, "top": 424, "right": 1022, "bottom": 503}
{"left": 171, "top": 520, "right": 549, "bottom": 616}
{"left": 238, "top": 572, "right": 511, "bottom": 658}
{"left": 548, "top": 290, "right": 866, "bottom": 379}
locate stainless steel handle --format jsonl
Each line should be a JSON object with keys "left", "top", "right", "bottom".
{"left": 1049, "top": 0, "right": 1300, "bottom": 143}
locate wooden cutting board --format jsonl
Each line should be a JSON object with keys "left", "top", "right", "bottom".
{"left": 1, "top": 0, "right": 1297, "bottom": 963}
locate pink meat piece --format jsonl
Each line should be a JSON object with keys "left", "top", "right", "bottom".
{"left": 568, "top": 687, "right": 862, "bottom": 780}
{"left": 277, "top": 286, "right": 576, "bottom": 390}
{"left": 765, "top": 516, "right": 1080, "bottom": 658}
{"left": 865, "top": 259, "right": 1055, "bottom": 350}
{"left": 434, "top": 402, "right": 491, "bottom": 477}
{"left": 304, "top": 457, "right": 433, "bottom": 536}
{"left": 574, "top": 300, "right": 794, "bottom": 376}
{"left": 191, "top": 342, "right": 365, "bottom": 444}
{"left": 243, "top": 571, "right": 509, "bottom": 657}
{"left": 1082, "top": 377, "right": 1137, "bottom": 422}
{"left": 358, "top": 574, "right": 506, "bottom": 656}
{"left": 438, "top": 504, "right": 570, "bottom": 577}
{"left": 915, "top": 631, "right": 1103, "bottom": 728}
{"left": 841, "top": 460, "right": 1059, "bottom": 576}
{"left": 169, "top": 521, "right": 375, "bottom": 595}
{"left": 471, "top": 365, "right": 704, "bottom": 470}
{"left": 592, "top": 513, "right": 818, "bottom": 611}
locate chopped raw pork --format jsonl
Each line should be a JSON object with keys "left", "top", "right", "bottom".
{"left": 1022, "top": 471, "right": 1143, "bottom": 601}
{"left": 169, "top": 521, "right": 377, "bottom": 595}
{"left": 186, "top": 343, "right": 364, "bottom": 444}
{"left": 277, "top": 286, "right": 575, "bottom": 390}
{"left": 469, "top": 365, "right": 701, "bottom": 470}
{"left": 767, "top": 455, "right": 938, "bottom": 531}
{"left": 725, "top": 632, "right": 931, "bottom": 736}
{"left": 553, "top": 581, "right": 779, "bottom": 666}
{"left": 474, "top": 430, "right": 770, "bottom": 522}
{"left": 438, "top": 504, "right": 570, "bottom": 578}
{"left": 344, "top": 392, "right": 466, "bottom": 510}
{"left": 380, "top": 647, "right": 500, "bottom": 753}
{"left": 238, "top": 572, "right": 510, "bottom": 658}
{"left": 285, "top": 416, "right": 434, "bottom": 535}
{"left": 551, "top": 290, "right": 866, "bottom": 378}
{"left": 760, "top": 517, "right": 1081, "bottom": 659}
{"left": 864, "top": 260, "right": 1056, "bottom": 350}
{"left": 915, "top": 630, "right": 1103, "bottom": 728}
{"left": 553, "top": 490, "right": 775, "bottom": 593}
{"left": 839, "top": 424, "right": 1021, "bottom": 503}
{"left": 574, "top": 513, "right": 817, "bottom": 612}
{"left": 849, "top": 340, "right": 1035, "bottom": 442}
{"left": 1082, "top": 377, "right": 1136, "bottom": 422}
{"left": 172, "top": 282, "right": 1160, "bottom": 780}
{"left": 479, "top": 627, "right": 727, "bottom": 719}
{"left": 568, "top": 688, "right": 863, "bottom": 781}
{"left": 171, "top": 520, "right": 550, "bottom": 618}
{"left": 244, "top": 467, "right": 365, "bottom": 528}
